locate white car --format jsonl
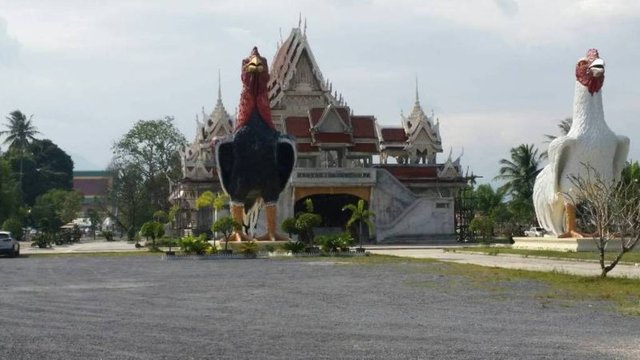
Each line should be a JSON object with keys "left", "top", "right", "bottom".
{"left": 524, "top": 227, "right": 546, "bottom": 237}
{"left": 0, "top": 231, "right": 20, "bottom": 257}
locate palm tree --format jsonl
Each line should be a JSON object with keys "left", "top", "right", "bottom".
{"left": 544, "top": 117, "right": 572, "bottom": 143}
{"left": 0, "top": 110, "right": 40, "bottom": 193}
{"left": 495, "top": 144, "right": 543, "bottom": 202}
{"left": 342, "top": 199, "right": 375, "bottom": 251}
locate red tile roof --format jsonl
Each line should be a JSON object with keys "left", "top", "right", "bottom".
{"left": 381, "top": 128, "right": 408, "bottom": 142}
{"left": 284, "top": 117, "right": 311, "bottom": 138}
{"left": 351, "top": 116, "right": 377, "bottom": 139}
{"left": 350, "top": 143, "right": 379, "bottom": 153}
{"left": 309, "top": 108, "right": 325, "bottom": 126}
{"left": 312, "top": 132, "right": 352, "bottom": 144}
{"left": 297, "top": 143, "right": 318, "bottom": 153}
{"left": 335, "top": 107, "right": 351, "bottom": 125}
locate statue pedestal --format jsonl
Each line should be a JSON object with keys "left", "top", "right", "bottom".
{"left": 512, "top": 236, "right": 639, "bottom": 252}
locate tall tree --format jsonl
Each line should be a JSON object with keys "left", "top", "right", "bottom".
{"left": 106, "top": 163, "right": 150, "bottom": 240}
{"left": 31, "top": 189, "right": 82, "bottom": 234}
{"left": 472, "top": 184, "right": 505, "bottom": 216}
{"left": 112, "top": 117, "right": 185, "bottom": 210}
{"left": 342, "top": 199, "right": 375, "bottom": 250}
{"left": 495, "top": 144, "right": 543, "bottom": 202}
{"left": 16, "top": 139, "right": 74, "bottom": 205}
{"left": 544, "top": 117, "right": 572, "bottom": 143}
{"left": 0, "top": 110, "right": 39, "bottom": 195}
{"left": 0, "top": 159, "right": 20, "bottom": 224}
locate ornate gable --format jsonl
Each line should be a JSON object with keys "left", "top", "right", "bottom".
{"left": 269, "top": 27, "right": 339, "bottom": 113}
{"left": 313, "top": 105, "right": 351, "bottom": 133}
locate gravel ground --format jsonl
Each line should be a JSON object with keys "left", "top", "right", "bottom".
{"left": 0, "top": 255, "right": 638, "bottom": 359}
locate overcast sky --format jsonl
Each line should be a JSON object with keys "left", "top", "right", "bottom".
{"left": 1, "top": 0, "right": 639, "bottom": 185}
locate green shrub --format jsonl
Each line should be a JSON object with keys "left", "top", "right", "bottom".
{"left": 280, "top": 241, "right": 306, "bottom": 254}
{"left": 103, "top": 230, "right": 114, "bottom": 241}
{"left": 316, "top": 232, "right": 354, "bottom": 253}
{"left": 179, "top": 234, "right": 214, "bottom": 255}
{"left": 239, "top": 241, "right": 259, "bottom": 258}
{"left": 140, "top": 221, "right": 165, "bottom": 248}
{"left": 469, "top": 215, "right": 494, "bottom": 242}
{"left": 1, "top": 218, "right": 23, "bottom": 241}
{"left": 31, "top": 233, "right": 51, "bottom": 248}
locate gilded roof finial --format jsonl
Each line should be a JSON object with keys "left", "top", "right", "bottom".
{"left": 217, "top": 69, "right": 222, "bottom": 102}
{"left": 298, "top": 12, "right": 302, "bottom": 28}
{"left": 303, "top": 17, "right": 307, "bottom": 36}
{"left": 415, "top": 76, "right": 420, "bottom": 104}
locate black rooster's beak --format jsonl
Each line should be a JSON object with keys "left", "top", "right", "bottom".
{"left": 245, "top": 55, "right": 264, "bottom": 73}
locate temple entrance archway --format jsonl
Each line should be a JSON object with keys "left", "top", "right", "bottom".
{"left": 294, "top": 193, "right": 371, "bottom": 241}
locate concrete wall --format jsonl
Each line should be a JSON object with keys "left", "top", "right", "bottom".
{"left": 373, "top": 169, "right": 455, "bottom": 243}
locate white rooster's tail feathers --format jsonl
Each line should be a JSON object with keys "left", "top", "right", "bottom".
{"left": 243, "top": 198, "right": 263, "bottom": 237}
{"left": 533, "top": 166, "right": 565, "bottom": 236}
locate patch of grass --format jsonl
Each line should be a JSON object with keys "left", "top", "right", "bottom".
{"left": 335, "top": 255, "right": 640, "bottom": 316}
{"left": 457, "top": 246, "right": 640, "bottom": 263}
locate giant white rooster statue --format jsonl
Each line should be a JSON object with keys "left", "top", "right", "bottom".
{"left": 533, "top": 49, "right": 630, "bottom": 238}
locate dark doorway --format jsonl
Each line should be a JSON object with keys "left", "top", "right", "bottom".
{"left": 295, "top": 194, "right": 365, "bottom": 228}
{"left": 295, "top": 194, "right": 370, "bottom": 241}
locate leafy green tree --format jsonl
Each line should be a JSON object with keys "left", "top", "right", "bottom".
{"left": 140, "top": 221, "right": 165, "bottom": 249}
{"left": 196, "top": 191, "right": 229, "bottom": 237}
{"left": 472, "top": 184, "right": 505, "bottom": 216}
{"left": 212, "top": 216, "right": 241, "bottom": 252}
{"left": 112, "top": 117, "right": 186, "bottom": 210}
{"left": 14, "top": 139, "right": 74, "bottom": 205}
{"left": 469, "top": 215, "right": 494, "bottom": 242}
{"left": 32, "top": 189, "right": 82, "bottom": 234}
{"left": 342, "top": 199, "right": 375, "bottom": 249}
{"left": 0, "top": 110, "right": 39, "bottom": 195}
{"left": 107, "top": 163, "right": 150, "bottom": 241}
{"left": 87, "top": 208, "right": 102, "bottom": 240}
{"left": 495, "top": 144, "right": 543, "bottom": 202}
{"left": 0, "top": 159, "right": 20, "bottom": 223}
{"left": 153, "top": 210, "right": 168, "bottom": 223}
{"left": 2, "top": 218, "right": 24, "bottom": 241}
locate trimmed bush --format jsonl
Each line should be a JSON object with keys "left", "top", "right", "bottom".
{"left": 179, "top": 234, "right": 215, "bottom": 255}
{"left": 1, "top": 218, "right": 23, "bottom": 241}
{"left": 316, "top": 232, "right": 354, "bottom": 253}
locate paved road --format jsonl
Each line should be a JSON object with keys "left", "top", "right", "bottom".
{"left": 368, "top": 248, "right": 640, "bottom": 279}
{"left": 1, "top": 255, "right": 639, "bottom": 359}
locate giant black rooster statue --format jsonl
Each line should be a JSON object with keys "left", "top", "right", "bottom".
{"left": 215, "top": 47, "right": 296, "bottom": 241}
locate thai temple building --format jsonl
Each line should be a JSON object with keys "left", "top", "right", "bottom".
{"left": 169, "top": 24, "right": 470, "bottom": 243}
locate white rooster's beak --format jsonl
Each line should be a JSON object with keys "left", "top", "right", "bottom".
{"left": 589, "top": 58, "right": 605, "bottom": 77}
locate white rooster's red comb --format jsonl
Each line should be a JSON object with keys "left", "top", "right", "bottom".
{"left": 586, "top": 49, "right": 599, "bottom": 62}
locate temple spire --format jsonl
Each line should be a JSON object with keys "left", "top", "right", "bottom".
{"left": 217, "top": 69, "right": 222, "bottom": 102}
{"left": 415, "top": 76, "right": 420, "bottom": 104}
{"left": 298, "top": 12, "right": 302, "bottom": 28}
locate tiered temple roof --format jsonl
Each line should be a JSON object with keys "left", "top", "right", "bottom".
{"left": 379, "top": 84, "right": 443, "bottom": 165}
{"left": 178, "top": 74, "right": 233, "bottom": 181}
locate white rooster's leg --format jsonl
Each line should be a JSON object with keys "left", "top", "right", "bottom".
{"left": 256, "top": 204, "right": 290, "bottom": 241}
{"left": 558, "top": 203, "right": 584, "bottom": 238}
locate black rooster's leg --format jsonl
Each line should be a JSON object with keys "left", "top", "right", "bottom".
{"left": 256, "top": 204, "right": 290, "bottom": 241}
{"left": 230, "top": 204, "right": 252, "bottom": 242}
